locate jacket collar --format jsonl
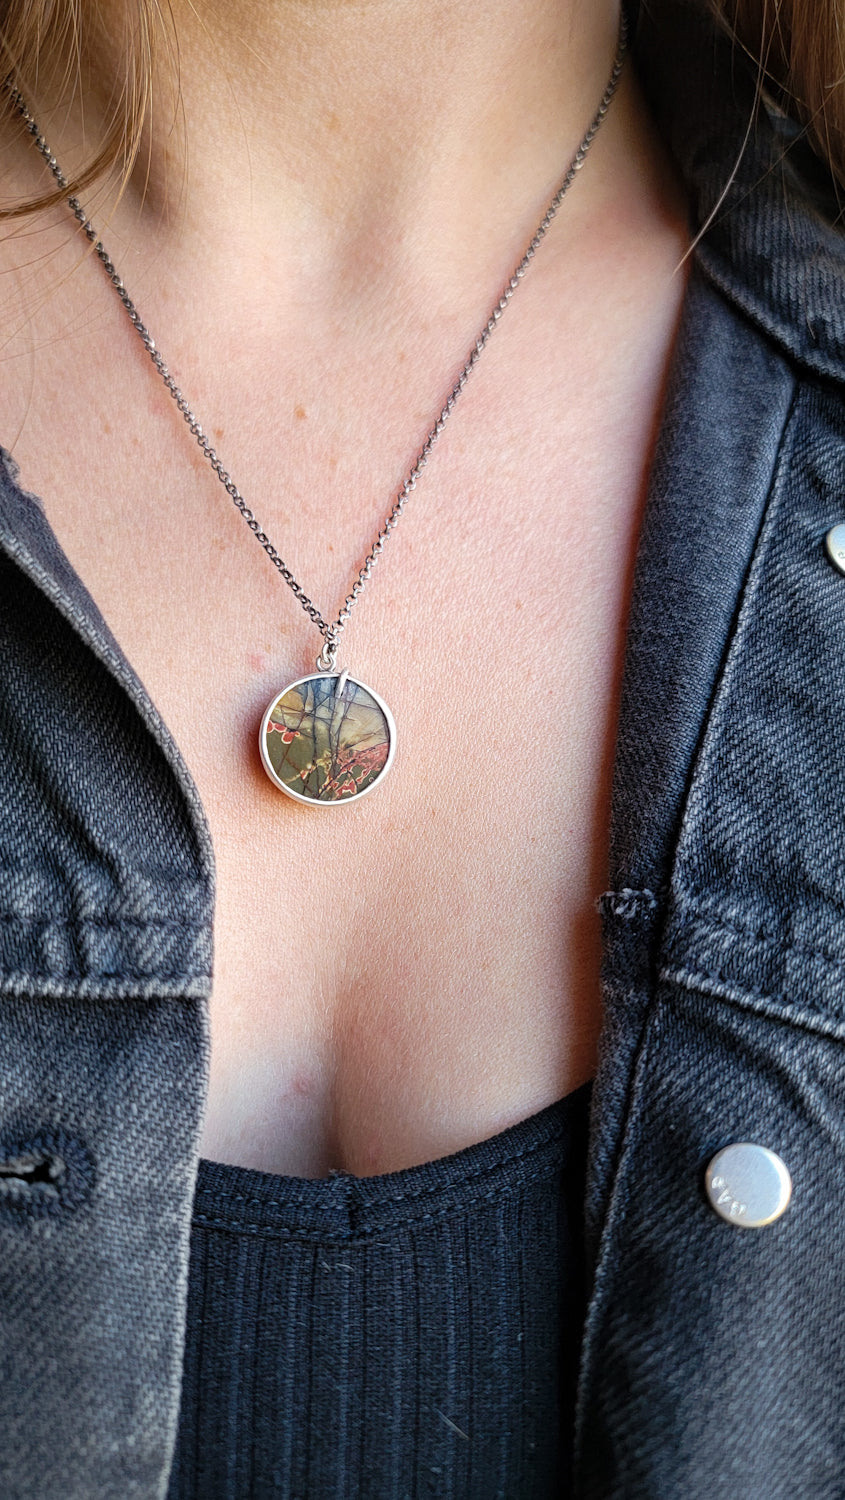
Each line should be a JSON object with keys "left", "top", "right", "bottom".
{"left": 634, "top": 0, "right": 845, "bottom": 384}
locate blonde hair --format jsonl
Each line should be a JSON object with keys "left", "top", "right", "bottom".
{"left": 0, "top": 0, "right": 163, "bottom": 218}
{"left": 1, "top": 0, "right": 844, "bottom": 217}
{"left": 711, "top": 0, "right": 845, "bottom": 179}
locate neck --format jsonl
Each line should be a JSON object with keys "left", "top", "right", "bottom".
{"left": 64, "top": 0, "right": 622, "bottom": 274}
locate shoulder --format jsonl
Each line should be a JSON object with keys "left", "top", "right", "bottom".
{"left": 606, "top": 1, "right": 845, "bottom": 1029}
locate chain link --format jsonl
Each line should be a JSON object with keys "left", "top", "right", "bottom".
{"left": 4, "top": 9, "right": 627, "bottom": 659}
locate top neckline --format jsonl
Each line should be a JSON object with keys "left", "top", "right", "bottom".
{"left": 193, "top": 1080, "right": 592, "bottom": 1242}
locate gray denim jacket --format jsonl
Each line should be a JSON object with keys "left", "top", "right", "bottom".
{"left": 2, "top": 0, "right": 845, "bottom": 1495}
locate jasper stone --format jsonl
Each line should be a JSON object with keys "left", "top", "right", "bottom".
{"left": 261, "top": 674, "right": 393, "bottom": 803}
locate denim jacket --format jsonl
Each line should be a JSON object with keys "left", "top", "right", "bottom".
{"left": 2, "top": 0, "right": 845, "bottom": 1494}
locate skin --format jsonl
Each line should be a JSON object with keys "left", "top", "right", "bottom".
{"left": 0, "top": 0, "right": 690, "bottom": 1176}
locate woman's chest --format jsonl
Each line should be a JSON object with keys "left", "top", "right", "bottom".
{"left": 7, "top": 407, "right": 638, "bottom": 1176}
{"left": 1, "top": 216, "right": 687, "bottom": 1175}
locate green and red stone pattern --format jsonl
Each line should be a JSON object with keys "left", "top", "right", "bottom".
{"left": 262, "top": 675, "right": 392, "bottom": 802}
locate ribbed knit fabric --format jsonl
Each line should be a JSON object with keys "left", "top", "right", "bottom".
{"left": 167, "top": 1081, "right": 592, "bottom": 1500}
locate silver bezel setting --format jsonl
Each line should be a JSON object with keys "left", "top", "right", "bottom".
{"left": 259, "top": 672, "right": 396, "bottom": 806}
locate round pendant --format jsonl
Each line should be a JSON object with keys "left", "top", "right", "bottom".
{"left": 259, "top": 671, "right": 396, "bottom": 805}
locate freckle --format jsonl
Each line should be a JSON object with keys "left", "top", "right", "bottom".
{"left": 329, "top": 456, "right": 338, "bottom": 470}
{"left": 398, "top": 350, "right": 406, "bottom": 363}
{"left": 327, "top": 543, "right": 334, "bottom": 553}
{"left": 103, "top": 421, "right": 112, "bottom": 434}
{"left": 327, "top": 112, "right": 340, "bottom": 132}
{"left": 294, "top": 404, "right": 307, "bottom": 421}
{"left": 515, "top": 599, "right": 523, "bottom": 610}
{"left": 214, "top": 427, "right": 224, "bottom": 440}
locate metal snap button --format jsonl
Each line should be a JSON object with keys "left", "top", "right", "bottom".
{"left": 704, "top": 1143, "right": 792, "bottom": 1228}
{"left": 825, "top": 524, "right": 845, "bottom": 574}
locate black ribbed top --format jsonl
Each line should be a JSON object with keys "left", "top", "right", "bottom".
{"left": 167, "top": 1081, "right": 592, "bottom": 1499}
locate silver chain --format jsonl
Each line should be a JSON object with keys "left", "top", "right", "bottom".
{"left": 4, "top": 10, "right": 627, "bottom": 672}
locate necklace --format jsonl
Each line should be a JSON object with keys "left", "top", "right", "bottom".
{"left": 5, "top": 14, "right": 627, "bottom": 806}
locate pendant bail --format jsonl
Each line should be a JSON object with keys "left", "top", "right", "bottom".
{"left": 316, "top": 632, "right": 340, "bottom": 673}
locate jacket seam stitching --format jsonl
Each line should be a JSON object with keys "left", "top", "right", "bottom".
{"left": 667, "top": 895, "right": 845, "bottom": 972}
{"left": 0, "top": 976, "right": 211, "bottom": 998}
{"left": 660, "top": 962, "right": 845, "bottom": 1040}
{"left": 0, "top": 913, "right": 207, "bottom": 929}
{"left": 572, "top": 986, "right": 665, "bottom": 1472}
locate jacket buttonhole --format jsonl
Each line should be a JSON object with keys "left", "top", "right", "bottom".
{"left": 0, "top": 1132, "right": 94, "bottom": 1216}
